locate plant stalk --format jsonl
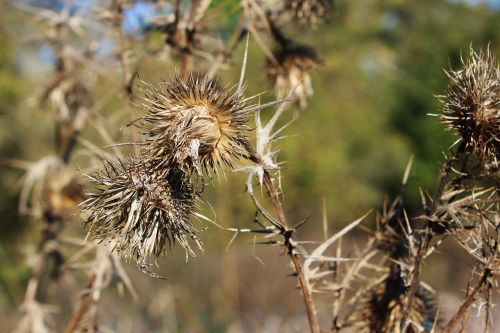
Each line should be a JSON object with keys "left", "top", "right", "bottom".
{"left": 263, "top": 171, "right": 320, "bottom": 333}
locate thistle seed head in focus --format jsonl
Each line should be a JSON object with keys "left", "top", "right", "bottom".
{"left": 138, "top": 74, "right": 254, "bottom": 173}
{"left": 438, "top": 48, "right": 500, "bottom": 164}
{"left": 82, "top": 157, "right": 202, "bottom": 265}
{"left": 267, "top": 46, "right": 321, "bottom": 109}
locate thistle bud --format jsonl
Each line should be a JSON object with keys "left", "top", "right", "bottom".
{"left": 138, "top": 74, "right": 253, "bottom": 173}
{"left": 438, "top": 48, "right": 500, "bottom": 164}
{"left": 82, "top": 157, "right": 201, "bottom": 264}
{"left": 267, "top": 46, "right": 321, "bottom": 109}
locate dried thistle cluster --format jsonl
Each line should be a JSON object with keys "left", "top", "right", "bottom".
{"left": 438, "top": 48, "right": 500, "bottom": 164}
{"left": 83, "top": 72, "right": 270, "bottom": 267}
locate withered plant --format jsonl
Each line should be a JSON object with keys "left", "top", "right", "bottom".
{"left": 8, "top": 1, "right": 499, "bottom": 333}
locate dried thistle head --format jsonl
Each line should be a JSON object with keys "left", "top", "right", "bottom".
{"left": 42, "top": 169, "right": 83, "bottom": 220}
{"left": 267, "top": 46, "right": 321, "bottom": 109}
{"left": 19, "top": 155, "right": 82, "bottom": 218}
{"left": 357, "top": 268, "right": 438, "bottom": 333}
{"left": 82, "top": 157, "right": 202, "bottom": 265}
{"left": 287, "top": 0, "right": 333, "bottom": 26}
{"left": 438, "top": 48, "right": 500, "bottom": 163}
{"left": 138, "top": 74, "right": 254, "bottom": 173}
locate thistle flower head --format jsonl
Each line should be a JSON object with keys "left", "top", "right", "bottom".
{"left": 267, "top": 46, "right": 321, "bottom": 109}
{"left": 138, "top": 74, "right": 253, "bottom": 173}
{"left": 82, "top": 157, "right": 201, "bottom": 265}
{"left": 357, "top": 270, "right": 437, "bottom": 333}
{"left": 287, "top": 0, "right": 333, "bottom": 26}
{"left": 438, "top": 48, "right": 500, "bottom": 163}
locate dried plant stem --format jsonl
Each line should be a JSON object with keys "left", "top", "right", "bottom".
{"left": 111, "top": 0, "right": 138, "bottom": 146}
{"left": 442, "top": 269, "right": 492, "bottom": 333}
{"left": 262, "top": 171, "right": 320, "bottom": 333}
{"left": 63, "top": 274, "right": 96, "bottom": 333}
{"left": 402, "top": 143, "right": 467, "bottom": 328}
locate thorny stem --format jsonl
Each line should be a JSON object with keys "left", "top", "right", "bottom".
{"left": 63, "top": 274, "right": 96, "bottom": 333}
{"left": 402, "top": 142, "right": 467, "bottom": 329}
{"left": 442, "top": 268, "right": 492, "bottom": 333}
{"left": 262, "top": 170, "right": 320, "bottom": 333}
{"left": 111, "top": 0, "right": 138, "bottom": 146}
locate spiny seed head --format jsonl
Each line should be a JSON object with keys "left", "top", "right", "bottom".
{"left": 42, "top": 170, "right": 83, "bottom": 219}
{"left": 138, "top": 74, "right": 253, "bottom": 173}
{"left": 287, "top": 0, "right": 333, "bottom": 26}
{"left": 438, "top": 48, "right": 500, "bottom": 163}
{"left": 82, "top": 157, "right": 201, "bottom": 265}
{"left": 267, "top": 46, "right": 321, "bottom": 109}
{"left": 357, "top": 272, "right": 437, "bottom": 333}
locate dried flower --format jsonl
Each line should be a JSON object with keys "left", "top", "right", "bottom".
{"left": 267, "top": 45, "right": 321, "bottom": 109}
{"left": 357, "top": 268, "right": 438, "bottom": 333}
{"left": 287, "top": 0, "right": 333, "bottom": 26}
{"left": 438, "top": 48, "right": 500, "bottom": 163}
{"left": 138, "top": 74, "right": 254, "bottom": 173}
{"left": 82, "top": 157, "right": 202, "bottom": 265}
{"left": 19, "top": 155, "right": 82, "bottom": 218}
{"left": 42, "top": 169, "right": 83, "bottom": 220}
{"left": 41, "top": 76, "right": 93, "bottom": 153}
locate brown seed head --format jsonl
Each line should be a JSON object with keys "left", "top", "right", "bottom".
{"left": 82, "top": 157, "right": 201, "bottom": 264}
{"left": 138, "top": 74, "right": 253, "bottom": 173}
{"left": 438, "top": 48, "right": 500, "bottom": 163}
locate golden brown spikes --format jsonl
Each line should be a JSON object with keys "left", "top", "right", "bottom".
{"left": 137, "top": 74, "right": 254, "bottom": 173}
{"left": 438, "top": 48, "right": 500, "bottom": 164}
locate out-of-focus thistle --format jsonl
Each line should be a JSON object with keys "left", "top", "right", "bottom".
{"left": 41, "top": 77, "right": 92, "bottom": 157}
{"left": 82, "top": 157, "right": 202, "bottom": 266}
{"left": 266, "top": 19, "right": 321, "bottom": 109}
{"left": 357, "top": 267, "right": 438, "bottom": 333}
{"left": 138, "top": 74, "right": 254, "bottom": 173}
{"left": 19, "top": 156, "right": 82, "bottom": 219}
{"left": 286, "top": 0, "right": 333, "bottom": 26}
{"left": 42, "top": 167, "right": 83, "bottom": 220}
{"left": 438, "top": 48, "right": 500, "bottom": 165}
{"left": 267, "top": 45, "right": 321, "bottom": 109}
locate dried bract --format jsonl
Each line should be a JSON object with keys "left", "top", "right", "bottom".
{"left": 438, "top": 49, "right": 500, "bottom": 164}
{"left": 138, "top": 74, "right": 253, "bottom": 173}
{"left": 82, "top": 157, "right": 201, "bottom": 264}
{"left": 267, "top": 46, "right": 320, "bottom": 109}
